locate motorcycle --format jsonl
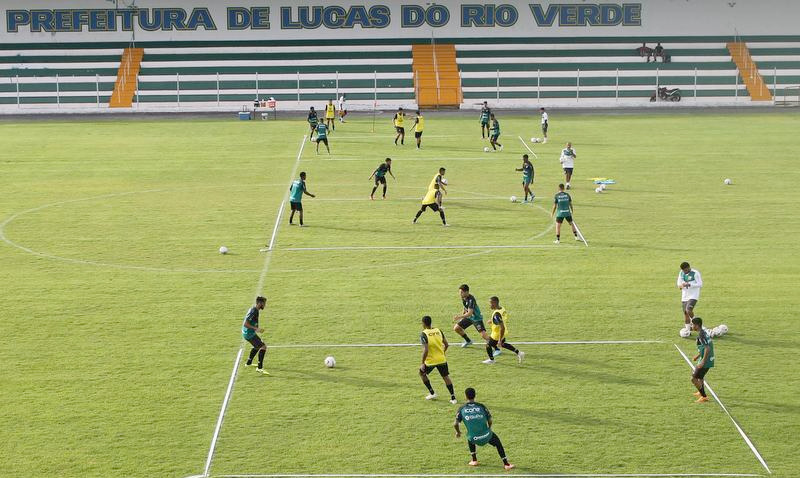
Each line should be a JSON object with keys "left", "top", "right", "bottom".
{"left": 650, "top": 86, "right": 682, "bottom": 102}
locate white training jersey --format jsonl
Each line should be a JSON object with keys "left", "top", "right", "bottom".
{"left": 541, "top": 112, "right": 548, "bottom": 124}
{"left": 338, "top": 96, "right": 346, "bottom": 110}
{"left": 677, "top": 269, "right": 703, "bottom": 301}
{"left": 560, "top": 147, "right": 576, "bottom": 168}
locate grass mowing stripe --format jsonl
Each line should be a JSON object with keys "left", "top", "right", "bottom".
{"left": 202, "top": 135, "right": 307, "bottom": 478}
{"left": 673, "top": 345, "right": 772, "bottom": 474}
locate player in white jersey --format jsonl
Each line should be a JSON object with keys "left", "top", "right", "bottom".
{"left": 559, "top": 142, "right": 576, "bottom": 189}
{"left": 539, "top": 107, "right": 548, "bottom": 143}
{"left": 338, "top": 94, "right": 347, "bottom": 123}
{"left": 677, "top": 261, "right": 703, "bottom": 334}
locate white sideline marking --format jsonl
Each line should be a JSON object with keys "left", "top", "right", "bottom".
{"left": 208, "top": 473, "right": 762, "bottom": 477}
{"left": 302, "top": 157, "right": 492, "bottom": 162}
{"left": 202, "top": 135, "right": 307, "bottom": 478}
{"left": 282, "top": 244, "right": 565, "bottom": 252}
{"left": 266, "top": 200, "right": 287, "bottom": 251}
{"left": 517, "top": 135, "right": 538, "bottom": 158}
{"left": 268, "top": 340, "right": 663, "bottom": 349}
{"left": 673, "top": 344, "right": 771, "bottom": 474}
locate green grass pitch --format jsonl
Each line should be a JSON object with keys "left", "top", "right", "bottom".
{"left": 1, "top": 110, "right": 799, "bottom": 477}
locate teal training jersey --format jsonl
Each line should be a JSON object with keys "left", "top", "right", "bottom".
{"left": 289, "top": 179, "right": 305, "bottom": 202}
{"left": 462, "top": 294, "right": 484, "bottom": 323}
{"left": 696, "top": 329, "right": 715, "bottom": 368}
{"left": 456, "top": 402, "right": 493, "bottom": 445}
{"left": 242, "top": 306, "right": 259, "bottom": 339}
{"left": 554, "top": 191, "right": 572, "bottom": 218}
{"left": 316, "top": 123, "right": 328, "bottom": 139}
{"left": 522, "top": 162, "right": 533, "bottom": 180}
{"left": 480, "top": 107, "right": 490, "bottom": 124}
{"left": 490, "top": 119, "right": 500, "bottom": 135}
{"left": 308, "top": 112, "right": 318, "bottom": 125}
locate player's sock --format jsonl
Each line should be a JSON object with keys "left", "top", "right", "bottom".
{"left": 371, "top": 186, "right": 378, "bottom": 197}
{"left": 485, "top": 345, "right": 494, "bottom": 360}
{"left": 439, "top": 210, "right": 447, "bottom": 225}
{"left": 446, "top": 383, "right": 455, "bottom": 399}
{"left": 502, "top": 343, "right": 519, "bottom": 354}
{"left": 383, "top": 185, "right": 387, "bottom": 197}
{"left": 471, "top": 453, "right": 478, "bottom": 461}
{"left": 492, "top": 436, "right": 508, "bottom": 464}
{"left": 700, "top": 385, "right": 707, "bottom": 398}
{"left": 414, "top": 210, "right": 423, "bottom": 222}
{"left": 422, "top": 378, "right": 434, "bottom": 394}
{"left": 556, "top": 234, "right": 560, "bottom": 241}
{"left": 247, "top": 348, "right": 258, "bottom": 365}
{"left": 257, "top": 349, "right": 266, "bottom": 368}
{"left": 462, "top": 334, "right": 471, "bottom": 344}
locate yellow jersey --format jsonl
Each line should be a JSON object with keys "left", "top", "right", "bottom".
{"left": 489, "top": 307, "right": 509, "bottom": 341}
{"left": 394, "top": 112, "right": 405, "bottom": 127}
{"left": 414, "top": 116, "right": 424, "bottom": 132}
{"left": 421, "top": 327, "right": 446, "bottom": 365}
{"left": 428, "top": 173, "right": 442, "bottom": 191}
{"left": 422, "top": 188, "right": 439, "bottom": 205}
{"left": 325, "top": 104, "right": 335, "bottom": 118}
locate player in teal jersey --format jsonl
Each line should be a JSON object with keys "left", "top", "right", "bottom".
{"left": 307, "top": 107, "right": 319, "bottom": 142}
{"left": 690, "top": 317, "right": 714, "bottom": 403}
{"left": 479, "top": 101, "right": 491, "bottom": 139}
{"left": 454, "top": 387, "right": 515, "bottom": 470}
{"left": 369, "top": 158, "right": 395, "bottom": 200}
{"left": 242, "top": 296, "right": 269, "bottom": 375}
{"left": 550, "top": 183, "right": 578, "bottom": 244}
{"left": 315, "top": 121, "right": 330, "bottom": 154}
{"left": 453, "top": 284, "right": 491, "bottom": 348}
{"left": 288, "top": 172, "right": 316, "bottom": 227}
{"left": 489, "top": 113, "right": 503, "bottom": 151}
{"left": 515, "top": 154, "right": 535, "bottom": 203}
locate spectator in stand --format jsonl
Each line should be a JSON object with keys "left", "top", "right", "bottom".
{"left": 637, "top": 42, "right": 653, "bottom": 62}
{"left": 654, "top": 43, "right": 664, "bottom": 62}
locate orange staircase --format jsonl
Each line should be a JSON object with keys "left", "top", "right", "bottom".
{"left": 727, "top": 42, "right": 772, "bottom": 101}
{"left": 412, "top": 44, "right": 462, "bottom": 108}
{"left": 109, "top": 48, "right": 144, "bottom": 107}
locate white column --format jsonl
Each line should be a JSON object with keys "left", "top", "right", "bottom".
{"left": 176, "top": 72, "right": 180, "bottom": 106}
{"left": 255, "top": 71, "right": 259, "bottom": 100}
{"left": 373, "top": 70, "right": 377, "bottom": 106}
{"left": 16, "top": 75, "right": 19, "bottom": 107}
{"left": 96, "top": 74, "right": 100, "bottom": 107}
{"left": 56, "top": 74, "right": 60, "bottom": 108}
{"left": 336, "top": 70, "right": 339, "bottom": 98}
{"left": 537, "top": 69, "right": 541, "bottom": 102}
{"left": 496, "top": 69, "right": 500, "bottom": 101}
{"left": 694, "top": 68, "right": 698, "bottom": 103}
{"left": 216, "top": 72, "right": 220, "bottom": 106}
{"left": 297, "top": 71, "right": 300, "bottom": 104}
{"left": 576, "top": 69, "right": 580, "bottom": 102}
{"left": 615, "top": 68, "right": 619, "bottom": 102}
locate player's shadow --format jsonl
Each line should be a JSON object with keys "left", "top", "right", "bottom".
{"left": 533, "top": 360, "right": 656, "bottom": 387}
{"left": 282, "top": 367, "right": 397, "bottom": 390}
{"left": 489, "top": 404, "right": 614, "bottom": 427}
{"left": 718, "top": 334, "right": 796, "bottom": 349}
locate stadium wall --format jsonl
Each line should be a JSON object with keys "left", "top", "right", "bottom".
{"left": 1, "top": 0, "right": 799, "bottom": 113}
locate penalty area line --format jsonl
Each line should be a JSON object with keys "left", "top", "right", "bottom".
{"left": 268, "top": 340, "right": 663, "bottom": 349}
{"left": 673, "top": 344, "right": 771, "bottom": 474}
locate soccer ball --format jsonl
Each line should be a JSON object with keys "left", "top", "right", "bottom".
{"left": 324, "top": 356, "right": 336, "bottom": 368}
{"left": 510, "top": 196, "right": 517, "bottom": 203}
{"left": 718, "top": 324, "right": 729, "bottom": 335}
{"left": 594, "top": 187, "right": 602, "bottom": 193}
{"left": 219, "top": 246, "right": 229, "bottom": 255}
{"left": 531, "top": 137, "right": 540, "bottom": 143}
{"left": 679, "top": 328, "right": 691, "bottom": 338}
{"left": 724, "top": 178, "right": 732, "bottom": 185}
{"left": 600, "top": 184, "right": 607, "bottom": 191}
{"left": 441, "top": 178, "right": 448, "bottom": 185}
{"left": 483, "top": 147, "right": 490, "bottom": 152}
{"left": 709, "top": 327, "right": 719, "bottom": 338}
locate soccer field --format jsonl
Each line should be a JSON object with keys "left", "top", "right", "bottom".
{"left": 1, "top": 111, "right": 799, "bottom": 478}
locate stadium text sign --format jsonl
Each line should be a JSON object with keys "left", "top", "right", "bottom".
{"left": 5, "top": 3, "right": 642, "bottom": 33}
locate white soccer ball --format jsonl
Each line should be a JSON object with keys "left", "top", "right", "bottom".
{"left": 724, "top": 178, "right": 732, "bottom": 185}
{"left": 709, "top": 327, "right": 719, "bottom": 338}
{"left": 483, "top": 147, "right": 490, "bottom": 152}
{"left": 219, "top": 246, "right": 229, "bottom": 255}
{"left": 324, "top": 356, "right": 336, "bottom": 368}
{"left": 718, "top": 324, "right": 729, "bottom": 335}
{"left": 510, "top": 196, "right": 517, "bottom": 203}
{"left": 679, "top": 328, "right": 691, "bottom": 338}
{"left": 441, "top": 178, "right": 448, "bottom": 185}
{"left": 531, "top": 137, "right": 540, "bottom": 143}
{"left": 595, "top": 187, "right": 602, "bottom": 193}
{"left": 600, "top": 184, "right": 607, "bottom": 191}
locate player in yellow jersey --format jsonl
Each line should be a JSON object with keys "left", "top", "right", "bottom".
{"left": 413, "top": 168, "right": 448, "bottom": 226}
{"left": 419, "top": 315, "right": 458, "bottom": 404}
{"left": 412, "top": 110, "right": 425, "bottom": 149}
{"left": 482, "top": 296, "right": 525, "bottom": 365}
{"left": 325, "top": 99, "right": 336, "bottom": 131}
{"left": 393, "top": 107, "right": 406, "bottom": 145}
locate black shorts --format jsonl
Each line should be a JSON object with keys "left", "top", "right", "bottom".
{"left": 424, "top": 363, "right": 449, "bottom": 377}
{"left": 480, "top": 121, "right": 489, "bottom": 127}
{"left": 490, "top": 134, "right": 499, "bottom": 142}
{"left": 542, "top": 122, "right": 548, "bottom": 133}
{"left": 374, "top": 176, "right": 387, "bottom": 185}
{"left": 556, "top": 215, "right": 573, "bottom": 224}
{"left": 421, "top": 202, "right": 440, "bottom": 212}
{"left": 317, "top": 137, "right": 328, "bottom": 145}
{"left": 457, "top": 318, "right": 486, "bottom": 333}
{"left": 693, "top": 367, "right": 710, "bottom": 380}
{"left": 309, "top": 123, "right": 317, "bottom": 130}
{"left": 563, "top": 167, "right": 573, "bottom": 175}
{"left": 290, "top": 201, "right": 303, "bottom": 211}
{"left": 415, "top": 131, "right": 423, "bottom": 138}
{"left": 246, "top": 334, "right": 265, "bottom": 349}
{"left": 396, "top": 127, "right": 405, "bottom": 134}
{"left": 682, "top": 299, "right": 698, "bottom": 312}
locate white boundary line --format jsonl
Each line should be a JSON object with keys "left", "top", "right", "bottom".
{"left": 205, "top": 473, "right": 763, "bottom": 477}
{"left": 267, "top": 340, "right": 663, "bottom": 349}
{"left": 673, "top": 344, "right": 771, "bottom": 474}
{"left": 202, "top": 135, "right": 307, "bottom": 478}
{"left": 282, "top": 244, "right": 566, "bottom": 252}
{"left": 517, "top": 135, "right": 538, "bottom": 158}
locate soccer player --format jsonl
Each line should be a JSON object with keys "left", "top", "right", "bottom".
{"left": 479, "top": 101, "right": 491, "bottom": 139}
{"left": 412, "top": 110, "right": 425, "bottom": 149}
{"left": 453, "top": 284, "right": 490, "bottom": 347}
{"left": 551, "top": 183, "right": 579, "bottom": 244}
{"left": 242, "top": 296, "right": 269, "bottom": 375}
{"left": 307, "top": 106, "right": 319, "bottom": 142}
{"left": 559, "top": 142, "right": 576, "bottom": 189}
{"left": 482, "top": 296, "right": 525, "bottom": 364}
{"left": 454, "top": 388, "right": 515, "bottom": 470}
{"left": 677, "top": 261, "right": 703, "bottom": 334}
{"left": 540, "top": 107, "right": 549, "bottom": 143}
{"left": 393, "top": 107, "right": 406, "bottom": 145}
{"left": 288, "top": 172, "right": 316, "bottom": 227}
{"left": 419, "top": 315, "right": 458, "bottom": 404}
{"left": 315, "top": 121, "right": 330, "bottom": 155}
{"left": 338, "top": 93, "right": 347, "bottom": 123}
{"left": 489, "top": 113, "right": 502, "bottom": 151}
{"left": 515, "top": 154, "right": 535, "bottom": 203}
{"left": 369, "top": 157, "right": 395, "bottom": 200}
{"left": 325, "top": 99, "right": 336, "bottom": 131}
{"left": 413, "top": 180, "right": 448, "bottom": 226}
{"left": 690, "top": 317, "right": 714, "bottom": 403}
